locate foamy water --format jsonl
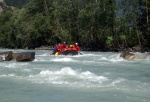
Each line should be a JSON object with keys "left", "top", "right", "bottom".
{"left": 0, "top": 49, "right": 150, "bottom": 102}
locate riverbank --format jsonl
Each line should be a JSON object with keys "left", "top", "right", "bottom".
{"left": 1, "top": 45, "right": 150, "bottom": 52}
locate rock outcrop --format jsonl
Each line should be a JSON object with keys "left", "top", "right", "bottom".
{"left": 0, "top": 51, "right": 13, "bottom": 61}
{"left": 0, "top": 51, "right": 35, "bottom": 62}
{"left": 120, "top": 51, "right": 135, "bottom": 60}
{"left": 12, "top": 52, "right": 35, "bottom": 62}
{"left": 120, "top": 51, "right": 150, "bottom": 60}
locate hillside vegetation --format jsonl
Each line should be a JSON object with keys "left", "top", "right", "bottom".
{"left": 4, "top": 0, "right": 28, "bottom": 8}
{"left": 0, "top": 0, "right": 150, "bottom": 51}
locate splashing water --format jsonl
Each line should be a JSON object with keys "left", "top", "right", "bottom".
{"left": 0, "top": 50, "right": 150, "bottom": 102}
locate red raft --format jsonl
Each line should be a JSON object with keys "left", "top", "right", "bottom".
{"left": 51, "top": 42, "right": 81, "bottom": 56}
{"left": 51, "top": 48, "right": 79, "bottom": 56}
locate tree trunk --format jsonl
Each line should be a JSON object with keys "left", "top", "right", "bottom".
{"left": 44, "top": 0, "right": 48, "bottom": 15}
{"left": 136, "top": 26, "right": 141, "bottom": 47}
{"left": 146, "top": 0, "right": 149, "bottom": 24}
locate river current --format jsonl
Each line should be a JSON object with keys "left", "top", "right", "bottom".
{"left": 0, "top": 49, "right": 150, "bottom": 102}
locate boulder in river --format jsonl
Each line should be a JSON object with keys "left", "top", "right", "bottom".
{"left": 0, "top": 51, "right": 13, "bottom": 61}
{"left": 120, "top": 51, "right": 135, "bottom": 60}
{"left": 12, "top": 52, "right": 35, "bottom": 62}
{"left": 0, "top": 51, "right": 35, "bottom": 62}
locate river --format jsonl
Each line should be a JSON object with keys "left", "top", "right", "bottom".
{"left": 0, "top": 49, "right": 150, "bottom": 102}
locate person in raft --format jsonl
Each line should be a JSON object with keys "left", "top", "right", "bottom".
{"left": 52, "top": 43, "right": 60, "bottom": 54}
{"left": 52, "top": 42, "right": 81, "bottom": 55}
{"left": 52, "top": 42, "right": 68, "bottom": 53}
{"left": 74, "top": 43, "right": 80, "bottom": 52}
{"left": 67, "top": 43, "right": 80, "bottom": 52}
{"left": 59, "top": 41, "right": 68, "bottom": 50}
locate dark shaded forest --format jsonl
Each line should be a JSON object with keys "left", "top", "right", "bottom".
{"left": 0, "top": 0, "right": 150, "bottom": 51}
{"left": 5, "top": 0, "right": 28, "bottom": 8}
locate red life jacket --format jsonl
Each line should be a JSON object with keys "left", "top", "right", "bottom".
{"left": 75, "top": 45, "right": 80, "bottom": 52}
{"left": 56, "top": 45, "right": 60, "bottom": 51}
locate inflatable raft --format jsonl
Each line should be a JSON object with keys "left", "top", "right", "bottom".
{"left": 51, "top": 49, "right": 79, "bottom": 56}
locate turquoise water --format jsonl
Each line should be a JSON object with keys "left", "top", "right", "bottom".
{"left": 0, "top": 49, "right": 150, "bottom": 102}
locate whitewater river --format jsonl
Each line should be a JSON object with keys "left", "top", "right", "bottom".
{"left": 0, "top": 49, "right": 150, "bottom": 102}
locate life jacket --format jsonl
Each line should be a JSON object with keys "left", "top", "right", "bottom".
{"left": 68, "top": 44, "right": 76, "bottom": 50}
{"left": 75, "top": 45, "right": 80, "bottom": 52}
{"left": 62, "top": 43, "right": 67, "bottom": 48}
{"left": 56, "top": 45, "right": 61, "bottom": 51}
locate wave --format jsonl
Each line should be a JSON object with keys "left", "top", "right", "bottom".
{"left": 0, "top": 73, "right": 15, "bottom": 77}
{"left": 98, "top": 55, "right": 124, "bottom": 62}
{"left": 26, "top": 67, "right": 150, "bottom": 91}
{"left": 133, "top": 52, "right": 150, "bottom": 60}
{"left": 1, "top": 67, "right": 150, "bottom": 93}
{"left": 34, "top": 52, "right": 131, "bottom": 63}
{"left": 86, "top": 52, "right": 124, "bottom": 62}
{"left": 51, "top": 58, "right": 77, "bottom": 62}
{"left": 0, "top": 62, "right": 29, "bottom": 69}
{"left": 28, "top": 67, "right": 109, "bottom": 88}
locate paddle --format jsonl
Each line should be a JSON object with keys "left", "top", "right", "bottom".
{"left": 79, "top": 52, "right": 84, "bottom": 55}
{"left": 54, "top": 52, "right": 59, "bottom": 56}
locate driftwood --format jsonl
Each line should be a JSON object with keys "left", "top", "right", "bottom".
{"left": 0, "top": 51, "right": 35, "bottom": 62}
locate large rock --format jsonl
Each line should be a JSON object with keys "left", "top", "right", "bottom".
{"left": 0, "top": 51, "right": 13, "bottom": 61}
{"left": 0, "top": 51, "right": 35, "bottom": 62}
{"left": 120, "top": 51, "right": 135, "bottom": 60}
{"left": 0, "top": 55, "right": 4, "bottom": 61}
{"left": 12, "top": 52, "right": 35, "bottom": 62}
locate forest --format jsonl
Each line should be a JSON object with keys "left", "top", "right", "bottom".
{"left": 4, "top": 0, "right": 28, "bottom": 8}
{"left": 0, "top": 0, "right": 150, "bottom": 51}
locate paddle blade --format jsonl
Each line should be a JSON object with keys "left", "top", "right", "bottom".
{"left": 55, "top": 52, "right": 58, "bottom": 56}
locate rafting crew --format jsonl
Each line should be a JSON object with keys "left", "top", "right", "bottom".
{"left": 52, "top": 42, "right": 80, "bottom": 55}
{"left": 74, "top": 43, "right": 80, "bottom": 52}
{"left": 67, "top": 43, "right": 80, "bottom": 52}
